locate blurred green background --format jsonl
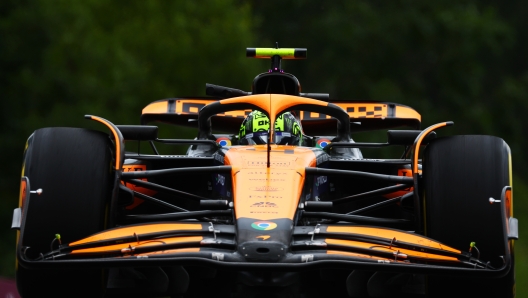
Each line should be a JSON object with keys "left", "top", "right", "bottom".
{"left": 1, "top": 1, "right": 526, "bottom": 296}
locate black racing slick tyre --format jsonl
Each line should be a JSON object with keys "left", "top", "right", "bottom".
{"left": 423, "top": 135, "right": 515, "bottom": 298}
{"left": 16, "top": 128, "right": 113, "bottom": 298}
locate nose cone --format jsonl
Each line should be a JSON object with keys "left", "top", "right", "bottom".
{"left": 236, "top": 218, "right": 292, "bottom": 262}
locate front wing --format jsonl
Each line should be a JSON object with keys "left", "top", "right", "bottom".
{"left": 17, "top": 219, "right": 513, "bottom": 278}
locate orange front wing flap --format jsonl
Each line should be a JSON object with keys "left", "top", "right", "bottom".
{"left": 324, "top": 250, "right": 405, "bottom": 264}
{"left": 71, "top": 236, "right": 205, "bottom": 256}
{"left": 326, "top": 226, "right": 461, "bottom": 255}
{"left": 324, "top": 239, "right": 459, "bottom": 263}
{"left": 127, "top": 247, "right": 201, "bottom": 257}
{"left": 44, "top": 222, "right": 236, "bottom": 258}
{"left": 292, "top": 239, "right": 461, "bottom": 264}
{"left": 292, "top": 225, "right": 470, "bottom": 264}
{"left": 69, "top": 223, "right": 205, "bottom": 246}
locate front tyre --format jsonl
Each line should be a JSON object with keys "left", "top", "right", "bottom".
{"left": 423, "top": 135, "right": 515, "bottom": 297}
{"left": 16, "top": 128, "right": 113, "bottom": 298}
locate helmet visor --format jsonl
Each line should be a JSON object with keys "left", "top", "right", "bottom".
{"left": 243, "top": 132, "right": 269, "bottom": 145}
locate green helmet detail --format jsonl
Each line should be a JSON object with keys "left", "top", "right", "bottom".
{"left": 239, "top": 111, "right": 303, "bottom": 145}
{"left": 252, "top": 111, "right": 271, "bottom": 132}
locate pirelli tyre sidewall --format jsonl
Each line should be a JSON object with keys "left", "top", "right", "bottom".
{"left": 17, "top": 127, "right": 113, "bottom": 298}
{"left": 423, "top": 135, "right": 515, "bottom": 297}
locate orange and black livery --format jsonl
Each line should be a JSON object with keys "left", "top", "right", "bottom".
{"left": 12, "top": 47, "right": 518, "bottom": 298}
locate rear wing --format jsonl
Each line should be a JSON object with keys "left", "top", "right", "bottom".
{"left": 141, "top": 97, "right": 421, "bottom": 134}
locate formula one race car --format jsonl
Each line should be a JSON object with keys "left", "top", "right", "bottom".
{"left": 13, "top": 47, "right": 518, "bottom": 298}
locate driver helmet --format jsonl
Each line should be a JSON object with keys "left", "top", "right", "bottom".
{"left": 238, "top": 110, "right": 302, "bottom": 145}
